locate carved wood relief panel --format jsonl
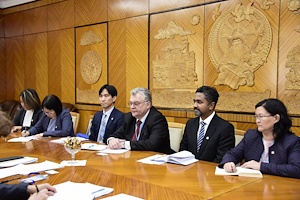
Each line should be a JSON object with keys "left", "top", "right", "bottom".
{"left": 150, "top": 7, "right": 204, "bottom": 109}
{"left": 75, "top": 24, "right": 107, "bottom": 104}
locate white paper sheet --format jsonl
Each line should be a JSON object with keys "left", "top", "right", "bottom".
{"left": 0, "top": 156, "right": 38, "bottom": 168}
{"left": 7, "top": 136, "right": 35, "bottom": 142}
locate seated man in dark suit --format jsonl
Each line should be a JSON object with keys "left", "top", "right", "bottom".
{"left": 89, "top": 84, "right": 124, "bottom": 144}
{"left": 179, "top": 86, "right": 235, "bottom": 163}
{"left": 107, "top": 87, "right": 174, "bottom": 154}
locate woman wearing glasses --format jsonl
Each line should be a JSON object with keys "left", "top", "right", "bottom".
{"left": 219, "top": 98, "right": 300, "bottom": 178}
{"left": 12, "top": 89, "right": 43, "bottom": 132}
{"left": 22, "top": 94, "right": 74, "bottom": 138}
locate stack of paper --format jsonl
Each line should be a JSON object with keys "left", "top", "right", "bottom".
{"left": 7, "top": 136, "right": 35, "bottom": 142}
{"left": 0, "top": 156, "right": 38, "bottom": 168}
{"left": 215, "top": 166, "right": 263, "bottom": 178}
{"left": 48, "top": 181, "right": 114, "bottom": 200}
{"left": 139, "top": 151, "right": 198, "bottom": 166}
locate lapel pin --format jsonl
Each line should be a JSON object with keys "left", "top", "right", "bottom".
{"left": 206, "top": 136, "right": 209, "bottom": 140}
{"left": 111, "top": 117, "right": 114, "bottom": 121}
{"left": 271, "top": 151, "right": 275, "bottom": 154}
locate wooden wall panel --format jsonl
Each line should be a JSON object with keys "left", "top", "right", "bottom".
{"left": 0, "top": 38, "right": 5, "bottom": 101}
{"left": 204, "top": 0, "right": 278, "bottom": 113}
{"left": 48, "top": 29, "right": 75, "bottom": 103}
{"left": 108, "top": 20, "right": 126, "bottom": 108}
{"left": 75, "top": 23, "right": 107, "bottom": 104}
{"left": 150, "top": 0, "right": 204, "bottom": 13}
{"left": 278, "top": 1, "right": 300, "bottom": 115}
{"left": 149, "top": 6, "right": 204, "bottom": 108}
{"left": 48, "top": 0, "right": 75, "bottom": 31}
{"left": 4, "top": 12, "right": 23, "bottom": 37}
{"left": 24, "top": 33, "right": 48, "bottom": 99}
{"left": 108, "top": 0, "right": 148, "bottom": 21}
{"left": 23, "top": 6, "right": 48, "bottom": 34}
{"left": 5, "top": 36, "right": 24, "bottom": 99}
{"left": 0, "top": 15, "right": 4, "bottom": 37}
{"left": 75, "top": 0, "right": 107, "bottom": 26}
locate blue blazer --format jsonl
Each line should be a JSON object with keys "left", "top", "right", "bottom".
{"left": 179, "top": 114, "right": 235, "bottom": 163}
{"left": 219, "top": 129, "right": 300, "bottom": 179}
{"left": 0, "top": 183, "right": 30, "bottom": 200}
{"left": 89, "top": 108, "right": 124, "bottom": 143}
{"left": 12, "top": 108, "right": 43, "bottom": 130}
{"left": 110, "top": 106, "right": 174, "bottom": 154}
{"left": 28, "top": 109, "right": 74, "bottom": 137}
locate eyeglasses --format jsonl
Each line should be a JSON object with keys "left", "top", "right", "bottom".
{"left": 253, "top": 115, "right": 273, "bottom": 120}
{"left": 43, "top": 109, "right": 54, "bottom": 115}
{"left": 128, "top": 101, "right": 148, "bottom": 107}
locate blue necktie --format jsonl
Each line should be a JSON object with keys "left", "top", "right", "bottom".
{"left": 197, "top": 121, "right": 206, "bottom": 152}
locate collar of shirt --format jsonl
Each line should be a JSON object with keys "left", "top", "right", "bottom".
{"left": 102, "top": 106, "right": 114, "bottom": 119}
{"left": 199, "top": 111, "right": 215, "bottom": 132}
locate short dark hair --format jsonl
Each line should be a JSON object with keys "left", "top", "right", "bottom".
{"left": 196, "top": 86, "right": 219, "bottom": 107}
{"left": 42, "top": 94, "right": 63, "bottom": 115}
{"left": 20, "top": 89, "right": 41, "bottom": 110}
{"left": 255, "top": 98, "right": 292, "bottom": 139}
{"left": 99, "top": 84, "right": 118, "bottom": 97}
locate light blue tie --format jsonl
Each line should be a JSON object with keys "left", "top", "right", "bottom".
{"left": 197, "top": 121, "right": 206, "bottom": 152}
{"left": 97, "top": 115, "right": 107, "bottom": 143}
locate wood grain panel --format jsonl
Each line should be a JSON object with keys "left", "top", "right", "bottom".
{"left": 48, "top": 30, "right": 63, "bottom": 99}
{"left": 4, "top": 12, "right": 23, "bottom": 37}
{"left": 61, "top": 29, "right": 75, "bottom": 103}
{"left": 150, "top": 0, "right": 204, "bottom": 13}
{"left": 5, "top": 36, "right": 24, "bottom": 100}
{"left": 0, "top": 15, "right": 4, "bottom": 37}
{"left": 108, "top": 20, "right": 126, "bottom": 108}
{"left": 76, "top": 24, "right": 107, "bottom": 104}
{"left": 108, "top": 0, "right": 148, "bottom": 21}
{"left": 278, "top": 1, "right": 300, "bottom": 115}
{"left": 75, "top": 0, "right": 107, "bottom": 26}
{"left": 0, "top": 38, "right": 5, "bottom": 100}
{"left": 23, "top": 6, "right": 48, "bottom": 34}
{"left": 125, "top": 16, "right": 148, "bottom": 104}
{"left": 48, "top": 0, "right": 75, "bottom": 31}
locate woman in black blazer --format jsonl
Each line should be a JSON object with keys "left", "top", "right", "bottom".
{"left": 12, "top": 89, "right": 43, "bottom": 131}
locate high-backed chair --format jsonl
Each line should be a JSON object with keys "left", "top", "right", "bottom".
{"left": 70, "top": 112, "right": 80, "bottom": 134}
{"left": 62, "top": 102, "right": 76, "bottom": 112}
{"left": 0, "top": 100, "right": 22, "bottom": 120}
{"left": 234, "top": 129, "right": 245, "bottom": 146}
{"left": 168, "top": 122, "right": 186, "bottom": 152}
{"left": 86, "top": 115, "right": 94, "bottom": 136}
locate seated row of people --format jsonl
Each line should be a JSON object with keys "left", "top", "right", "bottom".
{"left": 11, "top": 85, "right": 300, "bottom": 179}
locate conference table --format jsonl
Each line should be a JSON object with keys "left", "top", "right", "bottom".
{"left": 1, "top": 134, "right": 300, "bottom": 199}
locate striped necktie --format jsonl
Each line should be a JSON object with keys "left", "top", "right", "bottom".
{"left": 132, "top": 120, "right": 142, "bottom": 141}
{"left": 97, "top": 114, "right": 107, "bottom": 143}
{"left": 197, "top": 121, "right": 206, "bottom": 152}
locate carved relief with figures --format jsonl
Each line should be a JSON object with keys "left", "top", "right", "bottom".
{"left": 208, "top": 3, "right": 272, "bottom": 89}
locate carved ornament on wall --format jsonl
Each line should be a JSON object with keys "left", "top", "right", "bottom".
{"left": 208, "top": 3, "right": 272, "bottom": 89}
{"left": 285, "top": 45, "right": 300, "bottom": 89}
{"left": 80, "top": 50, "right": 102, "bottom": 85}
{"left": 212, "top": 3, "right": 221, "bottom": 21}
{"left": 260, "top": 0, "right": 274, "bottom": 10}
{"left": 287, "top": 0, "right": 300, "bottom": 12}
{"left": 80, "top": 30, "right": 103, "bottom": 46}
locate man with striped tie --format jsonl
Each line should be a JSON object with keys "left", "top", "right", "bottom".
{"left": 179, "top": 86, "right": 235, "bottom": 163}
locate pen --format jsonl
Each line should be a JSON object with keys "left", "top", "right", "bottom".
{"left": 0, "top": 176, "right": 22, "bottom": 184}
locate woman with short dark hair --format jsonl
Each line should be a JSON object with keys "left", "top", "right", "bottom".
{"left": 219, "top": 98, "right": 300, "bottom": 178}
{"left": 22, "top": 94, "right": 74, "bottom": 138}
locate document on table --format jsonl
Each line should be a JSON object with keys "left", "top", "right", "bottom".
{"left": 48, "top": 181, "right": 114, "bottom": 200}
{"left": 81, "top": 143, "right": 106, "bottom": 151}
{"left": 98, "top": 148, "right": 129, "bottom": 154}
{"left": 0, "top": 160, "right": 64, "bottom": 178}
{"left": 137, "top": 154, "right": 167, "bottom": 165}
{"left": 8, "top": 136, "right": 35, "bottom": 142}
{"left": 215, "top": 166, "right": 263, "bottom": 178}
{"left": 0, "top": 156, "right": 38, "bottom": 168}
{"left": 50, "top": 137, "right": 88, "bottom": 144}
{"left": 101, "top": 193, "right": 144, "bottom": 200}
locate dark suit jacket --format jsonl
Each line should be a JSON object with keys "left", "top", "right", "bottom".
{"left": 219, "top": 129, "right": 300, "bottom": 178}
{"left": 28, "top": 109, "right": 74, "bottom": 137}
{"left": 0, "top": 183, "right": 30, "bottom": 200}
{"left": 110, "top": 106, "right": 174, "bottom": 154}
{"left": 12, "top": 108, "right": 43, "bottom": 130}
{"left": 89, "top": 108, "right": 124, "bottom": 143}
{"left": 179, "top": 114, "right": 235, "bottom": 163}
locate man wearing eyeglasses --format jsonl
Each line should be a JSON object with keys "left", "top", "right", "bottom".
{"left": 89, "top": 84, "right": 124, "bottom": 144}
{"left": 179, "top": 86, "right": 235, "bottom": 163}
{"left": 107, "top": 87, "right": 174, "bottom": 154}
